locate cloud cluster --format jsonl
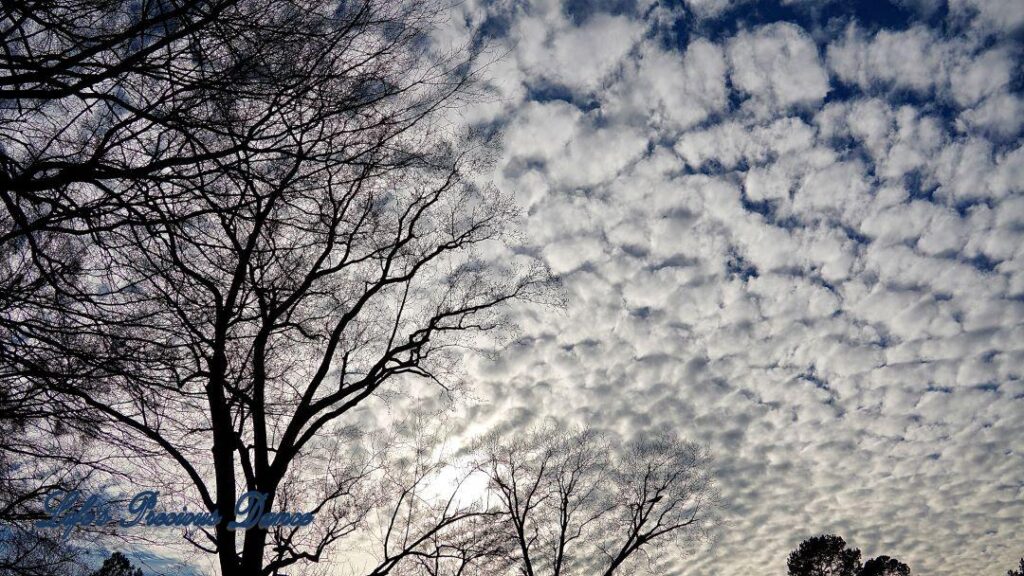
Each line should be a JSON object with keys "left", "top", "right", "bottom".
{"left": 827, "top": 24, "right": 1024, "bottom": 140}
{"left": 438, "top": 1, "right": 1023, "bottom": 574}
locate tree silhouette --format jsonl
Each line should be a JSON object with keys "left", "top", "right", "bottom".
{"left": 88, "top": 552, "right": 143, "bottom": 576}
{"left": 476, "top": 428, "right": 719, "bottom": 576}
{"left": 1007, "top": 558, "right": 1024, "bottom": 576}
{"left": 787, "top": 534, "right": 862, "bottom": 576}
{"left": 0, "top": 525, "right": 83, "bottom": 576}
{"left": 2, "top": 1, "right": 551, "bottom": 575}
{"left": 861, "top": 555, "right": 910, "bottom": 576}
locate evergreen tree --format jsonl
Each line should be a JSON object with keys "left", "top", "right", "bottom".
{"left": 88, "top": 552, "right": 143, "bottom": 576}
{"left": 861, "top": 555, "right": 910, "bottom": 576}
{"left": 787, "top": 534, "right": 862, "bottom": 576}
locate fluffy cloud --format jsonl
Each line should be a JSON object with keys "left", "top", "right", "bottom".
{"left": 958, "top": 94, "right": 1024, "bottom": 140}
{"left": 513, "top": 10, "right": 644, "bottom": 93}
{"left": 727, "top": 23, "right": 831, "bottom": 114}
{"left": 603, "top": 38, "right": 728, "bottom": 132}
{"left": 827, "top": 25, "right": 950, "bottom": 95}
{"left": 949, "top": 46, "right": 1016, "bottom": 107}
{"left": 949, "top": 0, "right": 1024, "bottom": 34}
{"left": 502, "top": 100, "right": 649, "bottom": 192}
{"left": 826, "top": 24, "right": 1022, "bottom": 144}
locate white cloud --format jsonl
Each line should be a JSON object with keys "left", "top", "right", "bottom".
{"left": 674, "top": 117, "right": 817, "bottom": 169}
{"left": 727, "top": 22, "right": 830, "bottom": 114}
{"left": 950, "top": 47, "right": 1016, "bottom": 106}
{"left": 503, "top": 100, "right": 582, "bottom": 162}
{"left": 957, "top": 93, "right": 1024, "bottom": 140}
{"left": 949, "top": 0, "right": 1024, "bottom": 35}
{"left": 502, "top": 99, "right": 650, "bottom": 190}
{"left": 828, "top": 25, "right": 949, "bottom": 95}
{"left": 604, "top": 38, "right": 728, "bottom": 132}
{"left": 513, "top": 11, "right": 645, "bottom": 93}
{"left": 682, "top": 0, "right": 744, "bottom": 18}
{"left": 827, "top": 23, "right": 1022, "bottom": 143}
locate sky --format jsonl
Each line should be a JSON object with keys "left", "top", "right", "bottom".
{"left": 428, "top": 0, "right": 1024, "bottom": 574}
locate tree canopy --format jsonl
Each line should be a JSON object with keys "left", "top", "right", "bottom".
{"left": 861, "top": 555, "right": 910, "bottom": 576}
{"left": 787, "top": 534, "right": 862, "bottom": 576}
{"left": 787, "top": 535, "right": 916, "bottom": 576}
{"left": 88, "top": 552, "right": 143, "bottom": 576}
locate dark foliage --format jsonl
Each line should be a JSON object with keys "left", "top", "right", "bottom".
{"left": 787, "top": 534, "right": 862, "bottom": 576}
{"left": 861, "top": 555, "right": 910, "bottom": 576}
{"left": 1007, "top": 558, "right": 1024, "bottom": 576}
{"left": 87, "top": 553, "right": 142, "bottom": 576}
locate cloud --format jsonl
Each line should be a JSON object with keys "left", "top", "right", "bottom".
{"left": 727, "top": 22, "right": 830, "bottom": 114}
{"left": 827, "top": 25, "right": 1022, "bottom": 143}
{"left": 828, "top": 25, "right": 950, "bottom": 95}
{"left": 674, "top": 117, "right": 817, "bottom": 170}
{"left": 502, "top": 100, "right": 649, "bottom": 191}
{"left": 681, "top": 0, "right": 745, "bottom": 18}
{"left": 513, "top": 10, "right": 645, "bottom": 93}
{"left": 957, "top": 94, "right": 1024, "bottom": 141}
{"left": 603, "top": 38, "right": 729, "bottom": 132}
{"left": 949, "top": 0, "right": 1024, "bottom": 35}
{"left": 949, "top": 46, "right": 1017, "bottom": 107}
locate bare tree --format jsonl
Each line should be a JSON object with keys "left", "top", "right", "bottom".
{"left": 0, "top": 521, "right": 85, "bottom": 576}
{"left": 361, "top": 420, "right": 510, "bottom": 576}
{"left": 0, "top": 352, "right": 102, "bottom": 576}
{"left": 1, "top": 0, "right": 281, "bottom": 385}
{"left": 2, "top": 1, "right": 549, "bottom": 575}
{"left": 477, "top": 428, "right": 719, "bottom": 576}
{"left": 398, "top": 515, "right": 513, "bottom": 576}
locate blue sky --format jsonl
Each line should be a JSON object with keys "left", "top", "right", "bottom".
{"left": 427, "top": 0, "right": 1024, "bottom": 573}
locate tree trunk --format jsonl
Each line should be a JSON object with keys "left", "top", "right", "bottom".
{"left": 208, "top": 348, "right": 239, "bottom": 576}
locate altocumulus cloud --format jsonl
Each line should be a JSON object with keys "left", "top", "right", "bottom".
{"left": 434, "top": 0, "right": 1023, "bottom": 574}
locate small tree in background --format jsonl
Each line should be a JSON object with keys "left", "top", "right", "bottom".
{"left": 787, "top": 535, "right": 916, "bottom": 576}
{"left": 861, "top": 555, "right": 910, "bottom": 576}
{"left": 1007, "top": 558, "right": 1024, "bottom": 576}
{"left": 477, "top": 428, "right": 719, "bottom": 576}
{"left": 787, "top": 534, "right": 862, "bottom": 576}
{"left": 88, "top": 553, "right": 142, "bottom": 576}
